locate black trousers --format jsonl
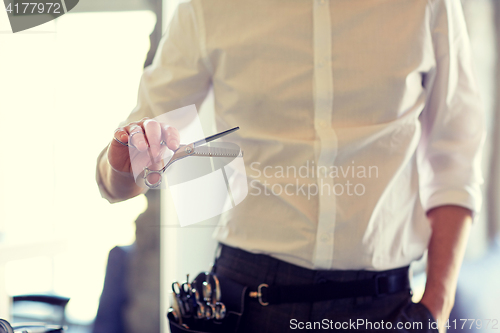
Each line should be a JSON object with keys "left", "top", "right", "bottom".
{"left": 214, "top": 244, "right": 438, "bottom": 333}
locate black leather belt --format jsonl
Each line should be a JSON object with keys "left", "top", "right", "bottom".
{"left": 248, "top": 269, "right": 410, "bottom": 306}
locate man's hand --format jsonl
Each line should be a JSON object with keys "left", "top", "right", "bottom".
{"left": 420, "top": 205, "right": 473, "bottom": 332}
{"left": 110, "top": 117, "right": 180, "bottom": 173}
{"left": 100, "top": 117, "right": 180, "bottom": 201}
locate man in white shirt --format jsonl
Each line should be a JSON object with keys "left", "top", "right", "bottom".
{"left": 97, "top": 0, "right": 484, "bottom": 331}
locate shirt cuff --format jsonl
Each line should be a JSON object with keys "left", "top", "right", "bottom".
{"left": 422, "top": 188, "right": 482, "bottom": 223}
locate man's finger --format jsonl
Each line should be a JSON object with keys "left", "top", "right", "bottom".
{"left": 113, "top": 128, "right": 129, "bottom": 147}
{"left": 161, "top": 125, "right": 180, "bottom": 151}
{"left": 127, "top": 125, "right": 148, "bottom": 152}
{"left": 144, "top": 119, "right": 163, "bottom": 161}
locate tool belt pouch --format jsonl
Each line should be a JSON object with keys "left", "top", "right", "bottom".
{"left": 168, "top": 272, "right": 247, "bottom": 333}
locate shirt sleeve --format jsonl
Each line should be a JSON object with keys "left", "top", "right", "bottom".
{"left": 123, "top": 1, "right": 212, "bottom": 124}
{"left": 97, "top": 1, "right": 212, "bottom": 202}
{"left": 417, "top": 0, "right": 485, "bottom": 216}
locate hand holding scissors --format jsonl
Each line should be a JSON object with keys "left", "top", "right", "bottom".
{"left": 111, "top": 118, "right": 180, "bottom": 176}
{"left": 143, "top": 126, "right": 242, "bottom": 188}
{"left": 112, "top": 119, "right": 242, "bottom": 188}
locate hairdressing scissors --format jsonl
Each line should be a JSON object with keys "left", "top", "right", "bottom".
{"left": 172, "top": 275, "right": 195, "bottom": 316}
{"left": 192, "top": 272, "right": 226, "bottom": 321}
{"left": 143, "top": 126, "right": 243, "bottom": 188}
{"left": 192, "top": 273, "right": 209, "bottom": 320}
{"left": 210, "top": 274, "right": 226, "bottom": 320}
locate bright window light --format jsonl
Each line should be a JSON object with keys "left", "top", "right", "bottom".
{"left": 0, "top": 10, "right": 156, "bottom": 324}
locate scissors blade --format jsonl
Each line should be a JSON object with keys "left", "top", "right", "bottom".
{"left": 192, "top": 146, "right": 243, "bottom": 158}
{"left": 192, "top": 126, "right": 240, "bottom": 148}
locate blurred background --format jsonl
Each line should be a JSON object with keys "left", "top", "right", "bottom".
{"left": 0, "top": 0, "right": 499, "bottom": 332}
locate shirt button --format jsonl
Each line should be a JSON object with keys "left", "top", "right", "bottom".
{"left": 319, "top": 234, "right": 331, "bottom": 242}
{"left": 318, "top": 120, "right": 327, "bottom": 128}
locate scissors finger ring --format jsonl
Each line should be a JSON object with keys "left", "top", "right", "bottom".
{"left": 195, "top": 301, "right": 206, "bottom": 319}
{"left": 204, "top": 303, "right": 216, "bottom": 320}
{"left": 214, "top": 302, "right": 226, "bottom": 320}
{"left": 128, "top": 129, "right": 145, "bottom": 147}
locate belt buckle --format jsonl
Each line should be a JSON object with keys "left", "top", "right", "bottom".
{"left": 374, "top": 273, "right": 388, "bottom": 297}
{"left": 249, "top": 283, "right": 269, "bottom": 306}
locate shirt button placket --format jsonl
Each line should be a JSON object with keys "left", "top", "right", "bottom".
{"left": 312, "top": 0, "right": 337, "bottom": 269}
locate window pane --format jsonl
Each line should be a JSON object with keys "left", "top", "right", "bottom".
{"left": 0, "top": 10, "right": 155, "bottom": 324}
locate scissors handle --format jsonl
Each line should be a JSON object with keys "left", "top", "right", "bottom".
{"left": 144, "top": 169, "right": 163, "bottom": 188}
{"left": 214, "top": 302, "right": 226, "bottom": 320}
{"left": 143, "top": 145, "right": 193, "bottom": 188}
{"left": 172, "top": 282, "right": 182, "bottom": 294}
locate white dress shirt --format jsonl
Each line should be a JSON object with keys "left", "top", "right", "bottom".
{"left": 100, "top": 0, "right": 484, "bottom": 270}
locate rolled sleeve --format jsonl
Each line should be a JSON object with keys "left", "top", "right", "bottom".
{"left": 417, "top": 0, "right": 485, "bottom": 216}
